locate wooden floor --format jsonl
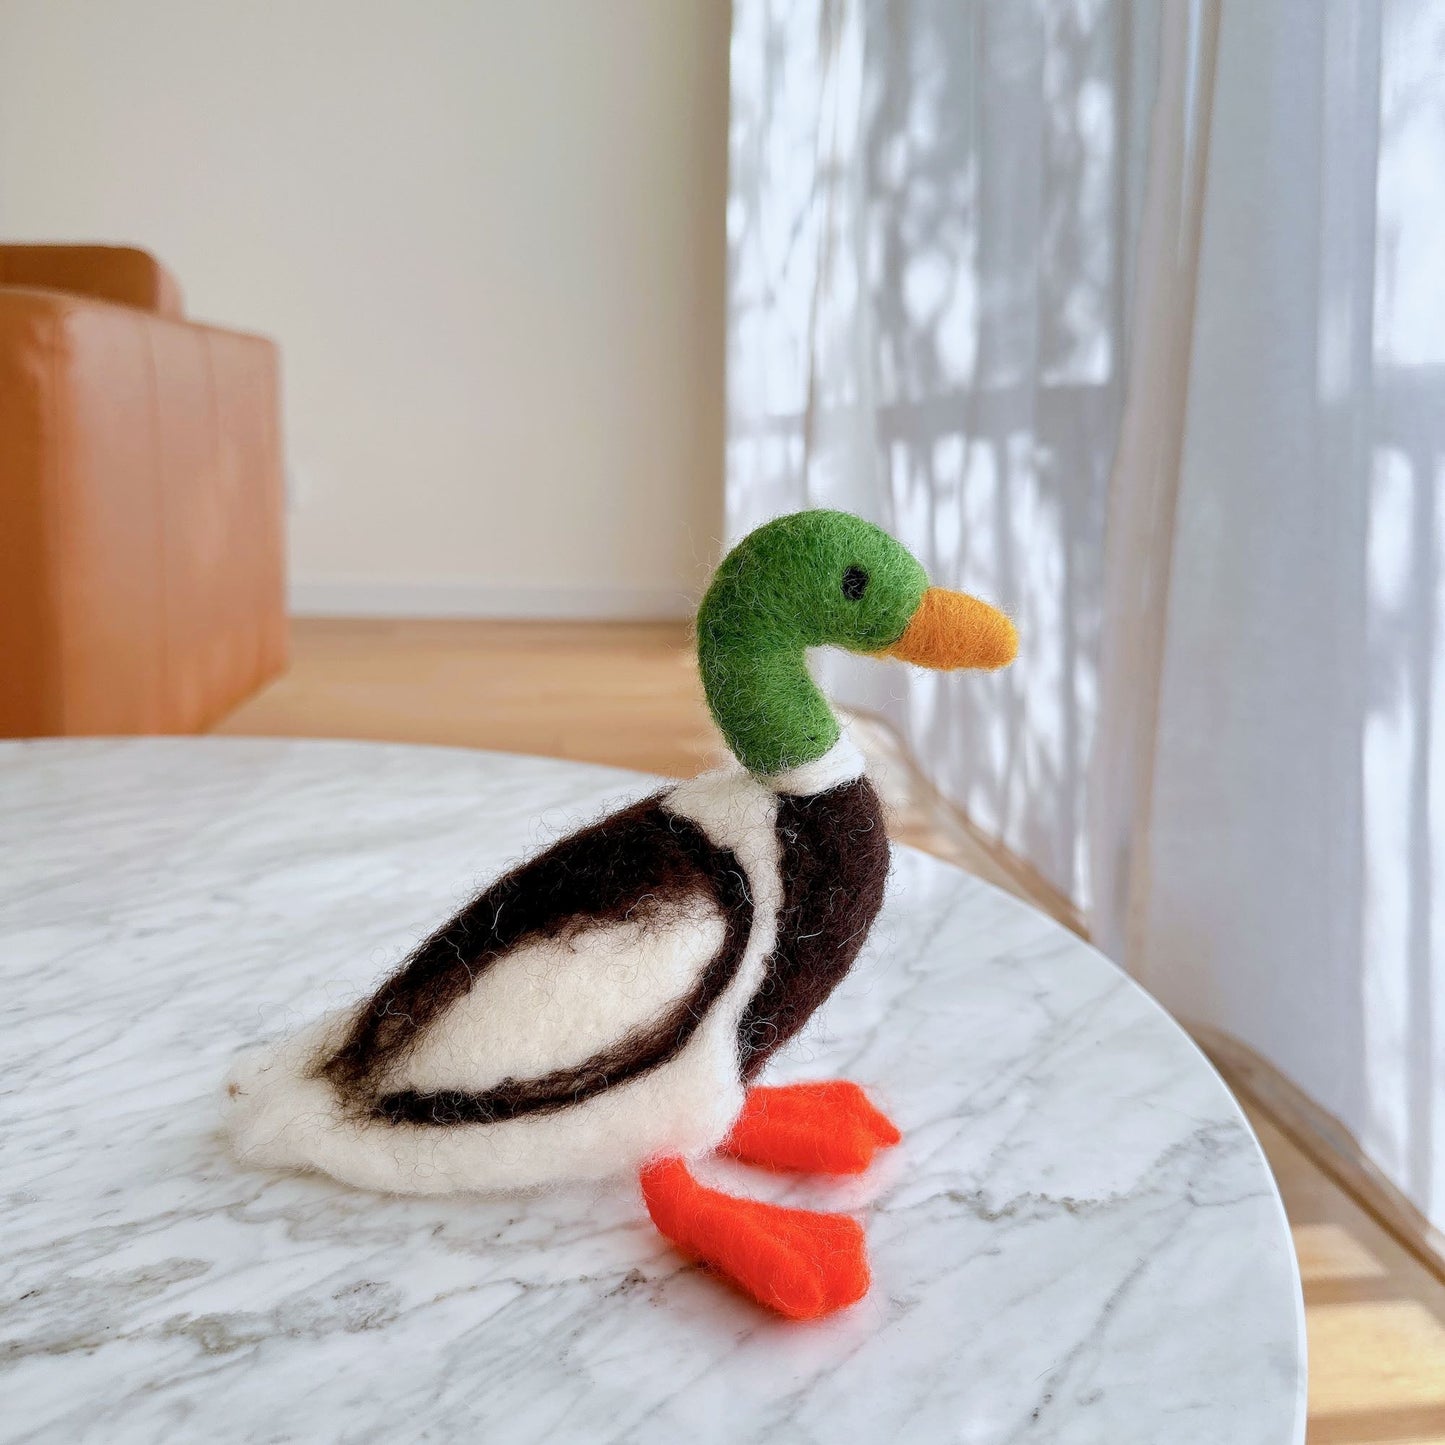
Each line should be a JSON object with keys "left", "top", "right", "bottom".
{"left": 220, "top": 618, "right": 1445, "bottom": 1443}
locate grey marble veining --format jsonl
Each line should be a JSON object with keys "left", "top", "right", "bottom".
{"left": 0, "top": 738, "right": 1305, "bottom": 1444}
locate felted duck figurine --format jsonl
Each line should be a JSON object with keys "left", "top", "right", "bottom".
{"left": 225, "top": 509, "right": 1017, "bottom": 1320}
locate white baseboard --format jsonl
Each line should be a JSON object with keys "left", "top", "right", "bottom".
{"left": 289, "top": 579, "right": 695, "bottom": 621}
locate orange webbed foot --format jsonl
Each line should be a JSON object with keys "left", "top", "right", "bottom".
{"left": 640, "top": 1157, "right": 869, "bottom": 1320}
{"left": 720, "top": 1080, "right": 902, "bottom": 1175}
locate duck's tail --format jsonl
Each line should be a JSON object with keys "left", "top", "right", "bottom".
{"left": 222, "top": 1016, "right": 346, "bottom": 1177}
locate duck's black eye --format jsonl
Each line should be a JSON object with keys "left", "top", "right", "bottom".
{"left": 841, "top": 565, "right": 869, "bottom": 601}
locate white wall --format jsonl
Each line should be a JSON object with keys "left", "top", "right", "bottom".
{"left": 0, "top": 0, "right": 729, "bottom": 618}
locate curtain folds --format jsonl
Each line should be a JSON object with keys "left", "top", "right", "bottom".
{"left": 729, "top": 0, "right": 1160, "bottom": 903}
{"left": 728, "top": 0, "right": 1445, "bottom": 1234}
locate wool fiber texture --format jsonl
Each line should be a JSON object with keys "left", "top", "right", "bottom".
{"left": 887, "top": 584, "right": 1019, "bottom": 671}
{"left": 721, "top": 1081, "right": 902, "bottom": 1175}
{"left": 737, "top": 775, "right": 889, "bottom": 1078}
{"left": 321, "top": 794, "right": 751, "bottom": 1125}
{"left": 224, "top": 759, "right": 790, "bottom": 1195}
{"left": 221, "top": 506, "right": 1027, "bottom": 1320}
{"left": 640, "top": 1157, "right": 871, "bottom": 1320}
{"left": 697, "top": 511, "right": 926, "bottom": 775}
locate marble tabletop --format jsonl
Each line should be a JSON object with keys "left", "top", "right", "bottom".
{"left": 1, "top": 738, "right": 1305, "bottom": 1444}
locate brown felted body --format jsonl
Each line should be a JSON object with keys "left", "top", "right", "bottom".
{"left": 317, "top": 770, "right": 887, "bottom": 1128}
{"left": 320, "top": 795, "right": 754, "bottom": 1126}
{"left": 739, "top": 776, "right": 890, "bottom": 1079}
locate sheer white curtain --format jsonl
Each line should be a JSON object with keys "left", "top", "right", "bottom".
{"left": 729, "top": 0, "right": 1445, "bottom": 1234}
{"left": 728, "top": 0, "right": 1160, "bottom": 903}
{"left": 1111, "top": 0, "right": 1445, "bottom": 1230}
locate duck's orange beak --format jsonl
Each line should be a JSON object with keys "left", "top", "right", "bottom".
{"left": 882, "top": 587, "right": 1018, "bottom": 670}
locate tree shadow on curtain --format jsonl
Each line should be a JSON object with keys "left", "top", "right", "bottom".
{"left": 727, "top": 0, "right": 1156, "bottom": 906}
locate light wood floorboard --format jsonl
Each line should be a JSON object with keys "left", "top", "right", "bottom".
{"left": 218, "top": 617, "right": 1445, "bottom": 1443}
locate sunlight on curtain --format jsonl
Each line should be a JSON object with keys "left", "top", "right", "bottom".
{"left": 1365, "top": 0, "right": 1445, "bottom": 1215}
{"left": 728, "top": 0, "right": 1159, "bottom": 904}
{"left": 1125, "top": 0, "right": 1445, "bottom": 1230}
{"left": 730, "top": 0, "right": 1445, "bottom": 1233}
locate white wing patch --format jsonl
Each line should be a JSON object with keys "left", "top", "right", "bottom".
{"left": 384, "top": 894, "right": 726, "bottom": 1095}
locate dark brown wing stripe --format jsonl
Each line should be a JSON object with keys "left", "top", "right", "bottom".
{"left": 318, "top": 794, "right": 755, "bottom": 1126}
{"left": 737, "top": 776, "right": 889, "bottom": 1080}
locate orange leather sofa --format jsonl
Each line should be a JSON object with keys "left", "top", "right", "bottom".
{"left": 0, "top": 245, "right": 287, "bottom": 736}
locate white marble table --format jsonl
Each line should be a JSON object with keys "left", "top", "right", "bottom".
{"left": 1, "top": 738, "right": 1305, "bottom": 1444}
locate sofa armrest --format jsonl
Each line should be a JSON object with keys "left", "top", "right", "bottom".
{"left": 0, "top": 244, "right": 185, "bottom": 318}
{"left": 0, "top": 288, "right": 286, "bottom": 735}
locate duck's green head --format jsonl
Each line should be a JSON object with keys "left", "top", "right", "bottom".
{"left": 697, "top": 510, "right": 1017, "bottom": 775}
